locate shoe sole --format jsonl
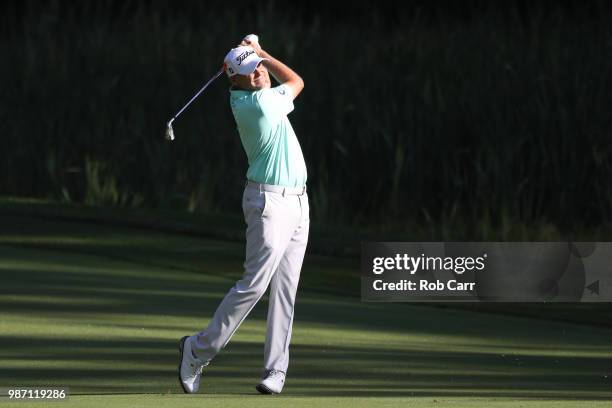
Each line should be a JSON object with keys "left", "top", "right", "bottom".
{"left": 255, "top": 384, "right": 277, "bottom": 395}
{"left": 178, "top": 336, "right": 190, "bottom": 394}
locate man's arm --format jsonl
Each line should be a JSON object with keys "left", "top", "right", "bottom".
{"left": 243, "top": 38, "right": 304, "bottom": 99}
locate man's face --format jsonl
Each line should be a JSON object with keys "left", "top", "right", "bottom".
{"left": 231, "top": 62, "right": 271, "bottom": 90}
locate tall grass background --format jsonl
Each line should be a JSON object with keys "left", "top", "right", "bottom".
{"left": 1, "top": 0, "right": 611, "bottom": 239}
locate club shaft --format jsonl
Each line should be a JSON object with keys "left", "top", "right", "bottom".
{"left": 172, "top": 68, "right": 224, "bottom": 120}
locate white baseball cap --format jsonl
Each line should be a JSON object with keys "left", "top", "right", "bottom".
{"left": 223, "top": 46, "right": 266, "bottom": 77}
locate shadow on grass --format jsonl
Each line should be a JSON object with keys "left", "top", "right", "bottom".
{"left": 0, "top": 336, "right": 611, "bottom": 398}
{"left": 2, "top": 255, "right": 611, "bottom": 352}
{"left": 1, "top": 215, "right": 612, "bottom": 398}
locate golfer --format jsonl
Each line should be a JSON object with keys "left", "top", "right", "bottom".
{"left": 178, "top": 35, "right": 309, "bottom": 395}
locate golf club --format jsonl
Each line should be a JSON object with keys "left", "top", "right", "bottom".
{"left": 165, "top": 67, "right": 224, "bottom": 141}
{"left": 164, "top": 34, "right": 259, "bottom": 142}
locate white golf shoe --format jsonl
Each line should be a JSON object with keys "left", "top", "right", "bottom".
{"left": 178, "top": 336, "right": 208, "bottom": 393}
{"left": 256, "top": 369, "right": 286, "bottom": 394}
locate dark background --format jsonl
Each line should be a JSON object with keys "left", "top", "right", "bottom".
{"left": 2, "top": 0, "right": 611, "bottom": 239}
{"left": 1, "top": 2, "right": 611, "bottom": 399}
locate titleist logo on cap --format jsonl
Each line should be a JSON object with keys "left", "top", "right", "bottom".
{"left": 223, "top": 46, "right": 264, "bottom": 77}
{"left": 236, "top": 50, "right": 255, "bottom": 65}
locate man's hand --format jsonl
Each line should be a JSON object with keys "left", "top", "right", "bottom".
{"left": 240, "top": 34, "right": 262, "bottom": 54}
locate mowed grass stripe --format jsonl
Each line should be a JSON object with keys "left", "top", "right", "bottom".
{"left": 0, "top": 217, "right": 611, "bottom": 405}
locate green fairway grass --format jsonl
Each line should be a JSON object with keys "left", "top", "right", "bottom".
{"left": 2, "top": 395, "right": 612, "bottom": 408}
{"left": 1, "top": 206, "right": 611, "bottom": 407}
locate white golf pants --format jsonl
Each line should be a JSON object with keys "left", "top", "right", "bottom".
{"left": 192, "top": 182, "right": 309, "bottom": 373}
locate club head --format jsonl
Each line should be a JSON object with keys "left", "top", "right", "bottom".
{"left": 165, "top": 121, "right": 175, "bottom": 141}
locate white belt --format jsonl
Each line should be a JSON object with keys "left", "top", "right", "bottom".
{"left": 246, "top": 180, "right": 306, "bottom": 196}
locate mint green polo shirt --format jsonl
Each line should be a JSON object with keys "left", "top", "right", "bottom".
{"left": 229, "top": 84, "right": 307, "bottom": 188}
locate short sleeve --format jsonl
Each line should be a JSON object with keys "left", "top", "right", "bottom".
{"left": 257, "top": 84, "right": 294, "bottom": 121}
